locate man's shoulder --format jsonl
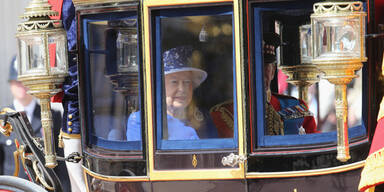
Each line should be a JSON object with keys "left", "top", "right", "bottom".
{"left": 272, "top": 93, "right": 309, "bottom": 108}
{"left": 272, "top": 93, "right": 299, "bottom": 101}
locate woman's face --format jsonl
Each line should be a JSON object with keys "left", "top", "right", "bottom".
{"left": 165, "top": 71, "right": 194, "bottom": 111}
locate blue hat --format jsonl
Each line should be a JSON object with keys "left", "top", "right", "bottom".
{"left": 8, "top": 55, "right": 18, "bottom": 82}
{"left": 163, "top": 46, "right": 207, "bottom": 88}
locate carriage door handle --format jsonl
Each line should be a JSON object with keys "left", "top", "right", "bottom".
{"left": 221, "top": 153, "right": 246, "bottom": 167}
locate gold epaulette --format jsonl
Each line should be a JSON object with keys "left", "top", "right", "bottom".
{"left": 210, "top": 100, "right": 234, "bottom": 138}
{"left": 265, "top": 102, "right": 284, "bottom": 135}
{"left": 359, "top": 148, "right": 384, "bottom": 191}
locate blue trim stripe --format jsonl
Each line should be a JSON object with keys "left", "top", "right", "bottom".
{"left": 90, "top": 135, "right": 142, "bottom": 150}
{"left": 253, "top": 8, "right": 265, "bottom": 141}
{"left": 155, "top": 6, "right": 232, "bottom": 18}
{"left": 262, "top": 124, "right": 366, "bottom": 146}
{"left": 232, "top": 12, "right": 238, "bottom": 147}
{"left": 160, "top": 139, "right": 236, "bottom": 150}
{"left": 155, "top": 15, "right": 164, "bottom": 149}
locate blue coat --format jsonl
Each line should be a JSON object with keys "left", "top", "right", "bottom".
{"left": 126, "top": 111, "right": 199, "bottom": 141}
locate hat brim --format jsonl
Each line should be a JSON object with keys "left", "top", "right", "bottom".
{"left": 164, "top": 67, "right": 208, "bottom": 88}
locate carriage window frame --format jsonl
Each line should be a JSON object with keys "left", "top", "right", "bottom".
{"left": 251, "top": 2, "right": 368, "bottom": 149}
{"left": 81, "top": 11, "right": 143, "bottom": 151}
{"left": 152, "top": 6, "right": 239, "bottom": 150}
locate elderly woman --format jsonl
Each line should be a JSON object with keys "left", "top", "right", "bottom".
{"left": 126, "top": 46, "right": 217, "bottom": 141}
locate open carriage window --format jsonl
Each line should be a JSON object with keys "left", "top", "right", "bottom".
{"left": 152, "top": 6, "right": 238, "bottom": 150}
{"left": 81, "top": 12, "right": 142, "bottom": 151}
{"left": 252, "top": 3, "right": 367, "bottom": 148}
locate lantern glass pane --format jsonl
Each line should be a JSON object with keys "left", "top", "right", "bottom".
{"left": 116, "top": 28, "right": 138, "bottom": 73}
{"left": 313, "top": 16, "right": 361, "bottom": 60}
{"left": 300, "top": 24, "right": 312, "bottom": 64}
{"left": 17, "top": 35, "right": 46, "bottom": 75}
{"left": 17, "top": 38, "right": 28, "bottom": 76}
{"left": 48, "top": 32, "right": 67, "bottom": 74}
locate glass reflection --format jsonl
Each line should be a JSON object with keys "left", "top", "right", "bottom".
{"left": 280, "top": 71, "right": 362, "bottom": 133}
{"left": 116, "top": 29, "right": 138, "bottom": 72}
{"left": 28, "top": 43, "right": 44, "bottom": 69}
{"left": 86, "top": 18, "right": 140, "bottom": 143}
{"left": 260, "top": 9, "right": 363, "bottom": 138}
{"left": 264, "top": 32, "right": 318, "bottom": 135}
{"left": 313, "top": 18, "right": 361, "bottom": 58}
{"left": 48, "top": 34, "right": 67, "bottom": 74}
{"left": 277, "top": 21, "right": 363, "bottom": 133}
{"left": 300, "top": 24, "right": 312, "bottom": 64}
{"left": 162, "top": 46, "right": 208, "bottom": 140}
{"left": 158, "top": 14, "right": 234, "bottom": 140}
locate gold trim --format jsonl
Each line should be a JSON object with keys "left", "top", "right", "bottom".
{"left": 60, "top": 129, "right": 81, "bottom": 139}
{"left": 143, "top": 0, "right": 154, "bottom": 180}
{"left": 377, "top": 97, "right": 384, "bottom": 121}
{"left": 144, "top": 0, "right": 245, "bottom": 180}
{"left": 0, "top": 107, "right": 16, "bottom": 113}
{"left": 149, "top": 169, "right": 243, "bottom": 181}
{"left": 359, "top": 148, "right": 384, "bottom": 191}
{"left": 83, "top": 168, "right": 90, "bottom": 191}
{"left": 73, "top": 0, "right": 131, "bottom": 6}
{"left": 233, "top": 0, "right": 246, "bottom": 173}
{"left": 0, "top": 108, "right": 16, "bottom": 137}
{"left": 83, "top": 166, "right": 150, "bottom": 182}
{"left": 145, "top": 0, "right": 231, "bottom": 7}
{"left": 366, "top": 187, "right": 375, "bottom": 192}
{"left": 246, "top": 160, "right": 365, "bottom": 179}
{"left": 192, "top": 155, "right": 198, "bottom": 168}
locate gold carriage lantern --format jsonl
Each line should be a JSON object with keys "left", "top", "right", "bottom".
{"left": 16, "top": 0, "right": 68, "bottom": 168}
{"left": 311, "top": 1, "right": 366, "bottom": 162}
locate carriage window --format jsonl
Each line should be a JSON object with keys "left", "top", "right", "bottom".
{"left": 82, "top": 12, "right": 142, "bottom": 151}
{"left": 153, "top": 6, "right": 237, "bottom": 150}
{"left": 254, "top": 6, "right": 366, "bottom": 147}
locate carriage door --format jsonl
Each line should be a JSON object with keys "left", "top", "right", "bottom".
{"left": 141, "top": 0, "right": 246, "bottom": 181}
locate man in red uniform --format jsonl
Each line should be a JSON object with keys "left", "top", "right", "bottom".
{"left": 263, "top": 32, "right": 317, "bottom": 135}
{"left": 210, "top": 32, "right": 317, "bottom": 137}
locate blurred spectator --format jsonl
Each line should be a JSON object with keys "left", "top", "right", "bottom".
{"left": 0, "top": 56, "right": 71, "bottom": 191}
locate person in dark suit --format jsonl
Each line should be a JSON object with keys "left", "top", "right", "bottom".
{"left": 0, "top": 56, "right": 71, "bottom": 191}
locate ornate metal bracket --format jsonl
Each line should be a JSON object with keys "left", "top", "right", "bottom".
{"left": 56, "top": 152, "right": 82, "bottom": 163}
{"left": 221, "top": 153, "right": 246, "bottom": 167}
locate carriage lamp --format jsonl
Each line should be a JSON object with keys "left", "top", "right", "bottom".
{"left": 280, "top": 24, "right": 321, "bottom": 104}
{"left": 16, "top": 0, "right": 68, "bottom": 168}
{"left": 105, "top": 20, "right": 139, "bottom": 119}
{"left": 311, "top": 1, "right": 366, "bottom": 162}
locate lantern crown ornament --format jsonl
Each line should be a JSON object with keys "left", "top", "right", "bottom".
{"left": 18, "top": 0, "right": 62, "bottom": 32}
{"left": 22, "top": 0, "right": 58, "bottom": 18}
{"left": 313, "top": 1, "right": 363, "bottom": 15}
